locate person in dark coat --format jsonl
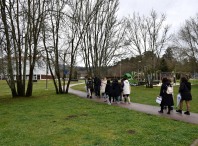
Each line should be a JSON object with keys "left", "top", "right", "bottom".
{"left": 158, "top": 77, "right": 174, "bottom": 114}
{"left": 86, "top": 77, "right": 93, "bottom": 98}
{"left": 112, "top": 79, "right": 122, "bottom": 104}
{"left": 93, "top": 75, "right": 98, "bottom": 96}
{"left": 176, "top": 77, "right": 192, "bottom": 115}
{"left": 105, "top": 80, "right": 113, "bottom": 105}
{"left": 96, "top": 78, "right": 101, "bottom": 98}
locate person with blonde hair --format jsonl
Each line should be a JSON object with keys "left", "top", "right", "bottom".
{"left": 101, "top": 77, "right": 107, "bottom": 102}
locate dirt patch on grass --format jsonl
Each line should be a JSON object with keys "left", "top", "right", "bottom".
{"left": 68, "top": 115, "right": 78, "bottom": 118}
{"left": 63, "top": 128, "right": 70, "bottom": 130}
{"left": 147, "top": 114, "right": 151, "bottom": 116}
{"left": 64, "top": 114, "right": 86, "bottom": 120}
{"left": 64, "top": 118, "right": 70, "bottom": 120}
{"left": 80, "top": 114, "right": 88, "bottom": 116}
{"left": 128, "top": 130, "right": 136, "bottom": 134}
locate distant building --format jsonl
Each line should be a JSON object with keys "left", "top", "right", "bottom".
{"left": 0, "top": 57, "right": 54, "bottom": 80}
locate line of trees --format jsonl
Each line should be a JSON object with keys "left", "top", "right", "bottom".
{"left": 1, "top": 0, "right": 198, "bottom": 97}
{"left": 0, "top": 0, "right": 127, "bottom": 97}
{"left": 107, "top": 11, "right": 198, "bottom": 87}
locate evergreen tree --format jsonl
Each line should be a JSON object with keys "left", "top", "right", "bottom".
{"left": 163, "top": 47, "right": 173, "bottom": 61}
{"left": 159, "top": 58, "right": 169, "bottom": 72}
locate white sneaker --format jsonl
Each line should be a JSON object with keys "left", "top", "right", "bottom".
{"left": 128, "top": 102, "right": 131, "bottom": 104}
{"left": 117, "top": 102, "right": 120, "bottom": 104}
{"left": 108, "top": 102, "right": 111, "bottom": 105}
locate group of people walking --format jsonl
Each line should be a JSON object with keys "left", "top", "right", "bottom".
{"left": 158, "top": 77, "right": 192, "bottom": 115}
{"left": 86, "top": 75, "right": 192, "bottom": 115}
{"left": 86, "top": 75, "right": 131, "bottom": 105}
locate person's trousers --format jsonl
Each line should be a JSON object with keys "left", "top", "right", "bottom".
{"left": 94, "top": 86, "right": 97, "bottom": 95}
{"left": 87, "top": 88, "right": 92, "bottom": 97}
{"left": 108, "top": 94, "right": 112, "bottom": 103}
{"left": 116, "top": 96, "right": 120, "bottom": 102}
{"left": 102, "top": 93, "right": 107, "bottom": 99}
{"left": 161, "top": 105, "right": 171, "bottom": 112}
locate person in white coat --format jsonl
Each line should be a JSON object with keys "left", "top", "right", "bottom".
{"left": 122, "top": 78, "right": 131, "bottom": 104}
{"left": 101, "top": 77, "right": 107, "bottom": 102}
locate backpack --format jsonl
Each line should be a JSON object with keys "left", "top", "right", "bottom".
{"left": 166, "top": 85, "right": 173, "bottom": 94}
{"left": 87, "top": 80, "right": 93, "bottom": 88}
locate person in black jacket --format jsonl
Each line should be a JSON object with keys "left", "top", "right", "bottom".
{"left": 176, "top": 77, "right": 192, "bottom": 115}
{"left": 158, "top": 78, "right": 174, "bottom": 114}
{"left": 86, "top": 77, "right": 93, "bottom": 98}
{"left": 96, "top": 78, "right": 101, "bottom": 98}
{"left": 93, "top": 75, "right": 98, "bottom": 96}
{"left": 112, "top": 79, "right": 122, "bottom": 104}
{"left": 105, "top": 80, "right": 113, "bottom": 105}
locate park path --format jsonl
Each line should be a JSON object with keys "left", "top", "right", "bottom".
{"left": 68, "top": 83, "right": 198, "bottom": 146}
{"left": 68, "top": 83, "right": 198, "bottom": 125}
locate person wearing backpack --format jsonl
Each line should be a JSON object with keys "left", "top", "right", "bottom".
{"left": 86, "top": 77, "right": 93, "bottom": 98}
{"left": 176, "top": 77, "right": 192, "bottom": 115}
{"left": 105, "top": 80, "right": 113, "bottom": 105}
{"left": 158, "top": 77, "right": 174, "bottom": 114}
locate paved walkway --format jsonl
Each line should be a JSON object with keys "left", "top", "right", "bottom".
{"left": 68, "top": 83, "right": 198, "bottom": 146}
{"left": 68, "top": 83, "right": 198, "bottom": 125}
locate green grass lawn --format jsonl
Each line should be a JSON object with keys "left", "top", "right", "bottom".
{"left": 0, "top": 80, "right": 84, "bottom": 99}
{"left": 1, "top": 80, "right": 198, "bottom": 145}
{"left": 71, "top": 83, "right": 198, "bottom": 113}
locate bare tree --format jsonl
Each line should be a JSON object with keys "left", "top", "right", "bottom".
{"left": 0, "top": 0, "right": 47, "bottom": 97}
{"left": 173, "top": 13, "right": 198, "bottom": 74}
{"left": 124, "top": 10, "right": 171, "bottom": 87}
{"left": 64, "top": 0, "right": 106, "bottom": 93}
{"left": 80, "top": 0, "right": 127, "bottom": 78}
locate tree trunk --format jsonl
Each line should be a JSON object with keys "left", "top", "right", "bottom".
{"left": 0, "top": 0, "right": 18, "bottom": 97}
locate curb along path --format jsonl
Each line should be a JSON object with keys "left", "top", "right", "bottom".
{"left": 68, "top": 83, "right": 198, "bottom": 125}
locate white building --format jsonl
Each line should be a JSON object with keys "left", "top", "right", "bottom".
{"left": 0, "top": 57, "right": 53, "bottom": 80}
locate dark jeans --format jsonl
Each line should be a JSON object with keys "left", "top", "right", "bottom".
{"left": 97, "top": 90, "right": 100, "bottom": 96}
{"left": 108, "top": 94, "right": 112, "bottom": 103}
{"left": 94, "top": 86, "right": 97, "bottom": 95}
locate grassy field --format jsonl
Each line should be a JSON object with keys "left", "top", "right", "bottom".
{"left": 0, "top": 80, "right": 84, "bottom": 99}
{"left": 1, "top": 80, "right": 198, "bottom": 145}
{"left": 71, "top": 83, "right": 198, "bottom": 113}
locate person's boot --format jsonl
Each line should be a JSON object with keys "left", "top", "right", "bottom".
{"left": 158, "top": 106, "right": 163, "bottom": 113}
{"left": 167, "top": 108, "right": 171, "bottom": 114}
{"left": 128, "top": 97, "right": 131, "bottom": 104}
{"left": 176, "top": 109, "right": 182, "bottom": 114}
{"left": 184, "top": 111, "right": 190, "bottom": 115}
{"left": 87, "top": 95, "right": 89, "bottom": 98}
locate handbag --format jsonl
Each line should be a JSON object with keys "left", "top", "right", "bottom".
{"left": 156, "top": 96, "right": 162, "bottom": 104}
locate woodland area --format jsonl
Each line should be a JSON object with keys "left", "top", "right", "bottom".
{"left": 0, "top": 0, "right": 198, "bottom": 97}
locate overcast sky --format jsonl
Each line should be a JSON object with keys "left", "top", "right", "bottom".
{"left": 118, "top": 0, "right": 198, "bottom": 33}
